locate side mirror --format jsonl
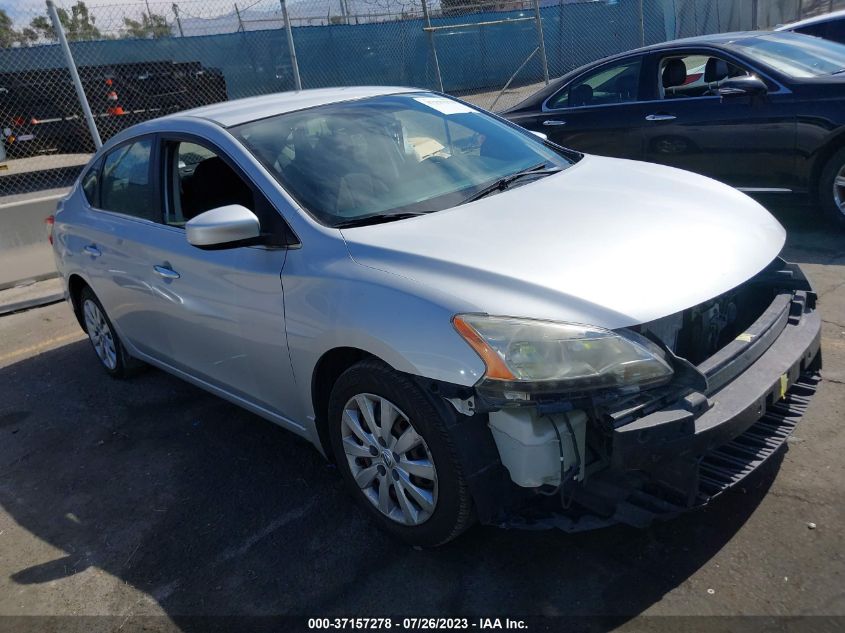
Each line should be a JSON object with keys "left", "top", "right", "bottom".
{"left": 718, "top": 76, "right": 768, "bottom": 98}
{"left": 186, "top": 204, "right": 261, "bottom": 249}
{"left": 530, "top": 130, "right": 548, "bottom": 141}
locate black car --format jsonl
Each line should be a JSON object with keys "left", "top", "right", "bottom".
{"left": 776, "top": 9, "right": 845, "bottom": 45}
{"left": 504, "top": 30, "right": 845, "bottom": 227}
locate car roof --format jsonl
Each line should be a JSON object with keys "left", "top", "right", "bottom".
{"left": 559, "top": 31, "right": 775, "bottom": 78}
{"left": 171, "top": 86, "right": 419, "bottom": 127}
{"left": 626, "top": 30, "right": 771, "bottom": 54}
{"left": 775, "top": 9, "right": 845, "bottom": 31}
{"left": 505, "top": 31, "right": 770, "bottom": 112}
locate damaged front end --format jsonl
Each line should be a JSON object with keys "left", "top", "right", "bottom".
{"left": 438, "top": 257, "right": 822, "bottom": 532}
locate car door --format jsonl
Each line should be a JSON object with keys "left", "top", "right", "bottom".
{"left": 74, "top": 135, "right": 174, "bottom": 360}
{"left": 640, "top": 49, "right": 797, "bottom": 190}
{"left": 510, "top": 55, "right": 652, "bottom": 160}
{"left": 146, "top": 134, "right": 300, "bottom": 420}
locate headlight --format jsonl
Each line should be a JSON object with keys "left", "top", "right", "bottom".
{"left": 453, "top": 315, "right": 674, "bottom": 394}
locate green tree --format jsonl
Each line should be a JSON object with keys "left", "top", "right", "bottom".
{"left": 17, "top": 27, "right": 39, "bottom": 47}
{"left": 0, "top": 9, "right": 19, "bottom": 47}
{"left": 29, "top": 1, "right": 101, "bottom": 41}
{"left": 28, "top": 15, "right": 54, "bottom": 40}
{"left": 123, "top": 12, "right": 171, "bottom": 39}
{"left": 0, "top": 9, "right": 40, "bottom": 48}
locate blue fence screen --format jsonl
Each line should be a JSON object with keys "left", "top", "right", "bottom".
{"left": 0, "top": 0, "right": 687, "bottom": 100}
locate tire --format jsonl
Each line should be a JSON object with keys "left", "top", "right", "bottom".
{"left": 818, "top": 146, "right": 845, "bottom": 229}
{"left": 79, "top": 286, "right": 144, "bottom": 378}
{"left": 328, "top": 359, "right": 475, "bottom": 547}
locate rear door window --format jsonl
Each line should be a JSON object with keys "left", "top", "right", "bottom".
{"left": 100, "top": 138, "right": 159, "bottom": 221}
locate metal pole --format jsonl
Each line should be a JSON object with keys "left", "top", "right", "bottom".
{"left": 490, "top": 47, "right": 539, "bottom": 111}
{"left": 235, "top": 3, "right": 245, "bottom": 32}
{"left": 172, "top": 3, "right": 184, "bottom": 37}
{"left": 47, "top": 0, "right": 101, "bottom": 150}
{"left": 638, "top": 0, "right": 645, "bottom": 46}
{"left": 531, "top": 0, "right": 549, "bottom": 84}
{"left": 420, "top": 0, "right": 444, "bottom": 92}
{"left": 280, "top": 0, "right": 302, "bottom": 91}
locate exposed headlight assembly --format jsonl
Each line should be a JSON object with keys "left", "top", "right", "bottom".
{"left": 453, "top": 315, "right": 674, "bottom": 397}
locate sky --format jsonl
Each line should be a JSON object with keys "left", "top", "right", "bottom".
{"left": 0, "top": 0, "right": 397, "bottom": 31}
{"left": 0, "top": 0, "right": 248, "bottom": 28}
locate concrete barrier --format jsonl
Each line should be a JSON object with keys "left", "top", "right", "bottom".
{"left": 0, "top": 192, "right": 67, "bottom": 290}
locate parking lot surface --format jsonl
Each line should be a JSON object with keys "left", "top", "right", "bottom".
{"left": 0, "top": 202, "right": 843, "bottom": 632}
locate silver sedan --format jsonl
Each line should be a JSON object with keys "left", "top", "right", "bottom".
{"left": 51, "top": 87, "right": 821, "bottom": 545}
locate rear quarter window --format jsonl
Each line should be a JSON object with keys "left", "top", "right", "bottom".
{"left": 80, "top": 159, "right": 101, "bottom": 207}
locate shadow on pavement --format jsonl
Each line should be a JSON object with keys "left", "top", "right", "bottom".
{"left": 0, "top": 338, "right": 782, "bottom": 631}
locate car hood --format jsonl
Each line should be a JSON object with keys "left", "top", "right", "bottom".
{"left": 341, "top": 155, "right": 786, "bottom": 329}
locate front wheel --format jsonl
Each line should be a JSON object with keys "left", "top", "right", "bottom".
{"left": 818, "top": 147, "right": 845, "bottom": 229}
{"left": 328, "top": 360, "right": 475, "bottom": 546}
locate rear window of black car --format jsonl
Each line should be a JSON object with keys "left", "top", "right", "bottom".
{"left": 794, "top": 21, "right": 845, "bottom": 46}
{"left": 732, "top": 32, "right": 845, "bottom": 77}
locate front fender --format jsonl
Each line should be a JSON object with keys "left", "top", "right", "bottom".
{"left": 282, "top": 250, "right": 486, "bottom": 424}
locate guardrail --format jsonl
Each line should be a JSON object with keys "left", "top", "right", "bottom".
{"left": 0, "top": 192, "right": 65, "bottom": 290}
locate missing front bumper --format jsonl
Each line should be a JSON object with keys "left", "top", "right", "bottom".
{"left": 485, "top": 287, "right": 822, "bottom": 532}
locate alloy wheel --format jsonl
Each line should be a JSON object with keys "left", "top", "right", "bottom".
{"left": 340, "top": 393, "right": 438, "bottom": 526}
{"left": 833, "top": 163, "right": 845, "bottom": 219}
{"left": 83, "top": 298, "right": 117, "bottom": 370}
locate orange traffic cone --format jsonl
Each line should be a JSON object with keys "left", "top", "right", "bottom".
{"left": 105, "top": 78, "right": 125, "bottom": 116}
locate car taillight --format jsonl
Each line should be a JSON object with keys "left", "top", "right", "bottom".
{"left": 45, "top": 215, "right": 54, "bottom": 245}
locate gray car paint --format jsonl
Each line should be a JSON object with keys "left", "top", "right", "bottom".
{"left": 52, "top": 89, "right": 786, "bottom": 455}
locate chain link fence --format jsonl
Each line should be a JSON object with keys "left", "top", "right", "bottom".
{"left": 1, "top": 0, "right": 843, "bottom": 199}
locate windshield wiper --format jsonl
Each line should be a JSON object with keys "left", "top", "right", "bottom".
{"left": 459, "top": 164, "right": 563, "bottom": 205}
{"left": 831, "top": 68, "right": 845, "bottom": 75}
{"left": 333, "top": 211, "right": 428, "bottom": 228}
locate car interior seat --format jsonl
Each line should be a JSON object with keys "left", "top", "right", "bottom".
{"left": 615, "top": 73, "right": 638, "bottom": 101}
{"left": 661, "top": 58, "right": 687, "bottom": 98}
{"left": 704, "top": 57, "right": 730, "bottom": 84}
{"left": 182, "top": 156, "right": 252, "bottom": 219}
{"left": 570, "top": 83, "right": 594, "bottom": 107}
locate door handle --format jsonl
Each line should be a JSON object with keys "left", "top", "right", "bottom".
{"left": 83, "top": 245, "right": 101, "bottom": 257}
{"left": 542, "top": 119, "right": 567, "bottom": 126}
{"left": 645, "top": 113, "right": 677, "bottom": 121}
{"left": 153, "top": 265, "right": 180, "bottom": 280}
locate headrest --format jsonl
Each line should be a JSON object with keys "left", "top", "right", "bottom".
{"left": 704, "top": 57, "right": 730, "bottom": 83}
{"left": 662, "top": 58, "right": 687, "bottom": 88}
{"left": 570, "top": 83, "right": 593, "bottom": 107}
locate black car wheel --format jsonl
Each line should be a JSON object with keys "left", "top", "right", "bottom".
{"left": 328, "top": 359, "right": 475, "bottom": 546}
{"left": 819, "top": 147, "right": 845, "bottom": 228}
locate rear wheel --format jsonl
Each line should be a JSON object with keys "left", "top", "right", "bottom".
{"left": 818, "top": 147, "right": 845, "bottom": 228}
{"left": 328, "top": 360, "right": 474, "bottom": 546}
{"left": 79, "top": 287, "right": 143, "bottom": 378}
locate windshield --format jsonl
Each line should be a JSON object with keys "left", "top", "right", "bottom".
{"left": 232, "top": 92, "right": 574, "bottom": 227}
{"left": 730, "top": 32, "right": 845, "bottom": 77}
